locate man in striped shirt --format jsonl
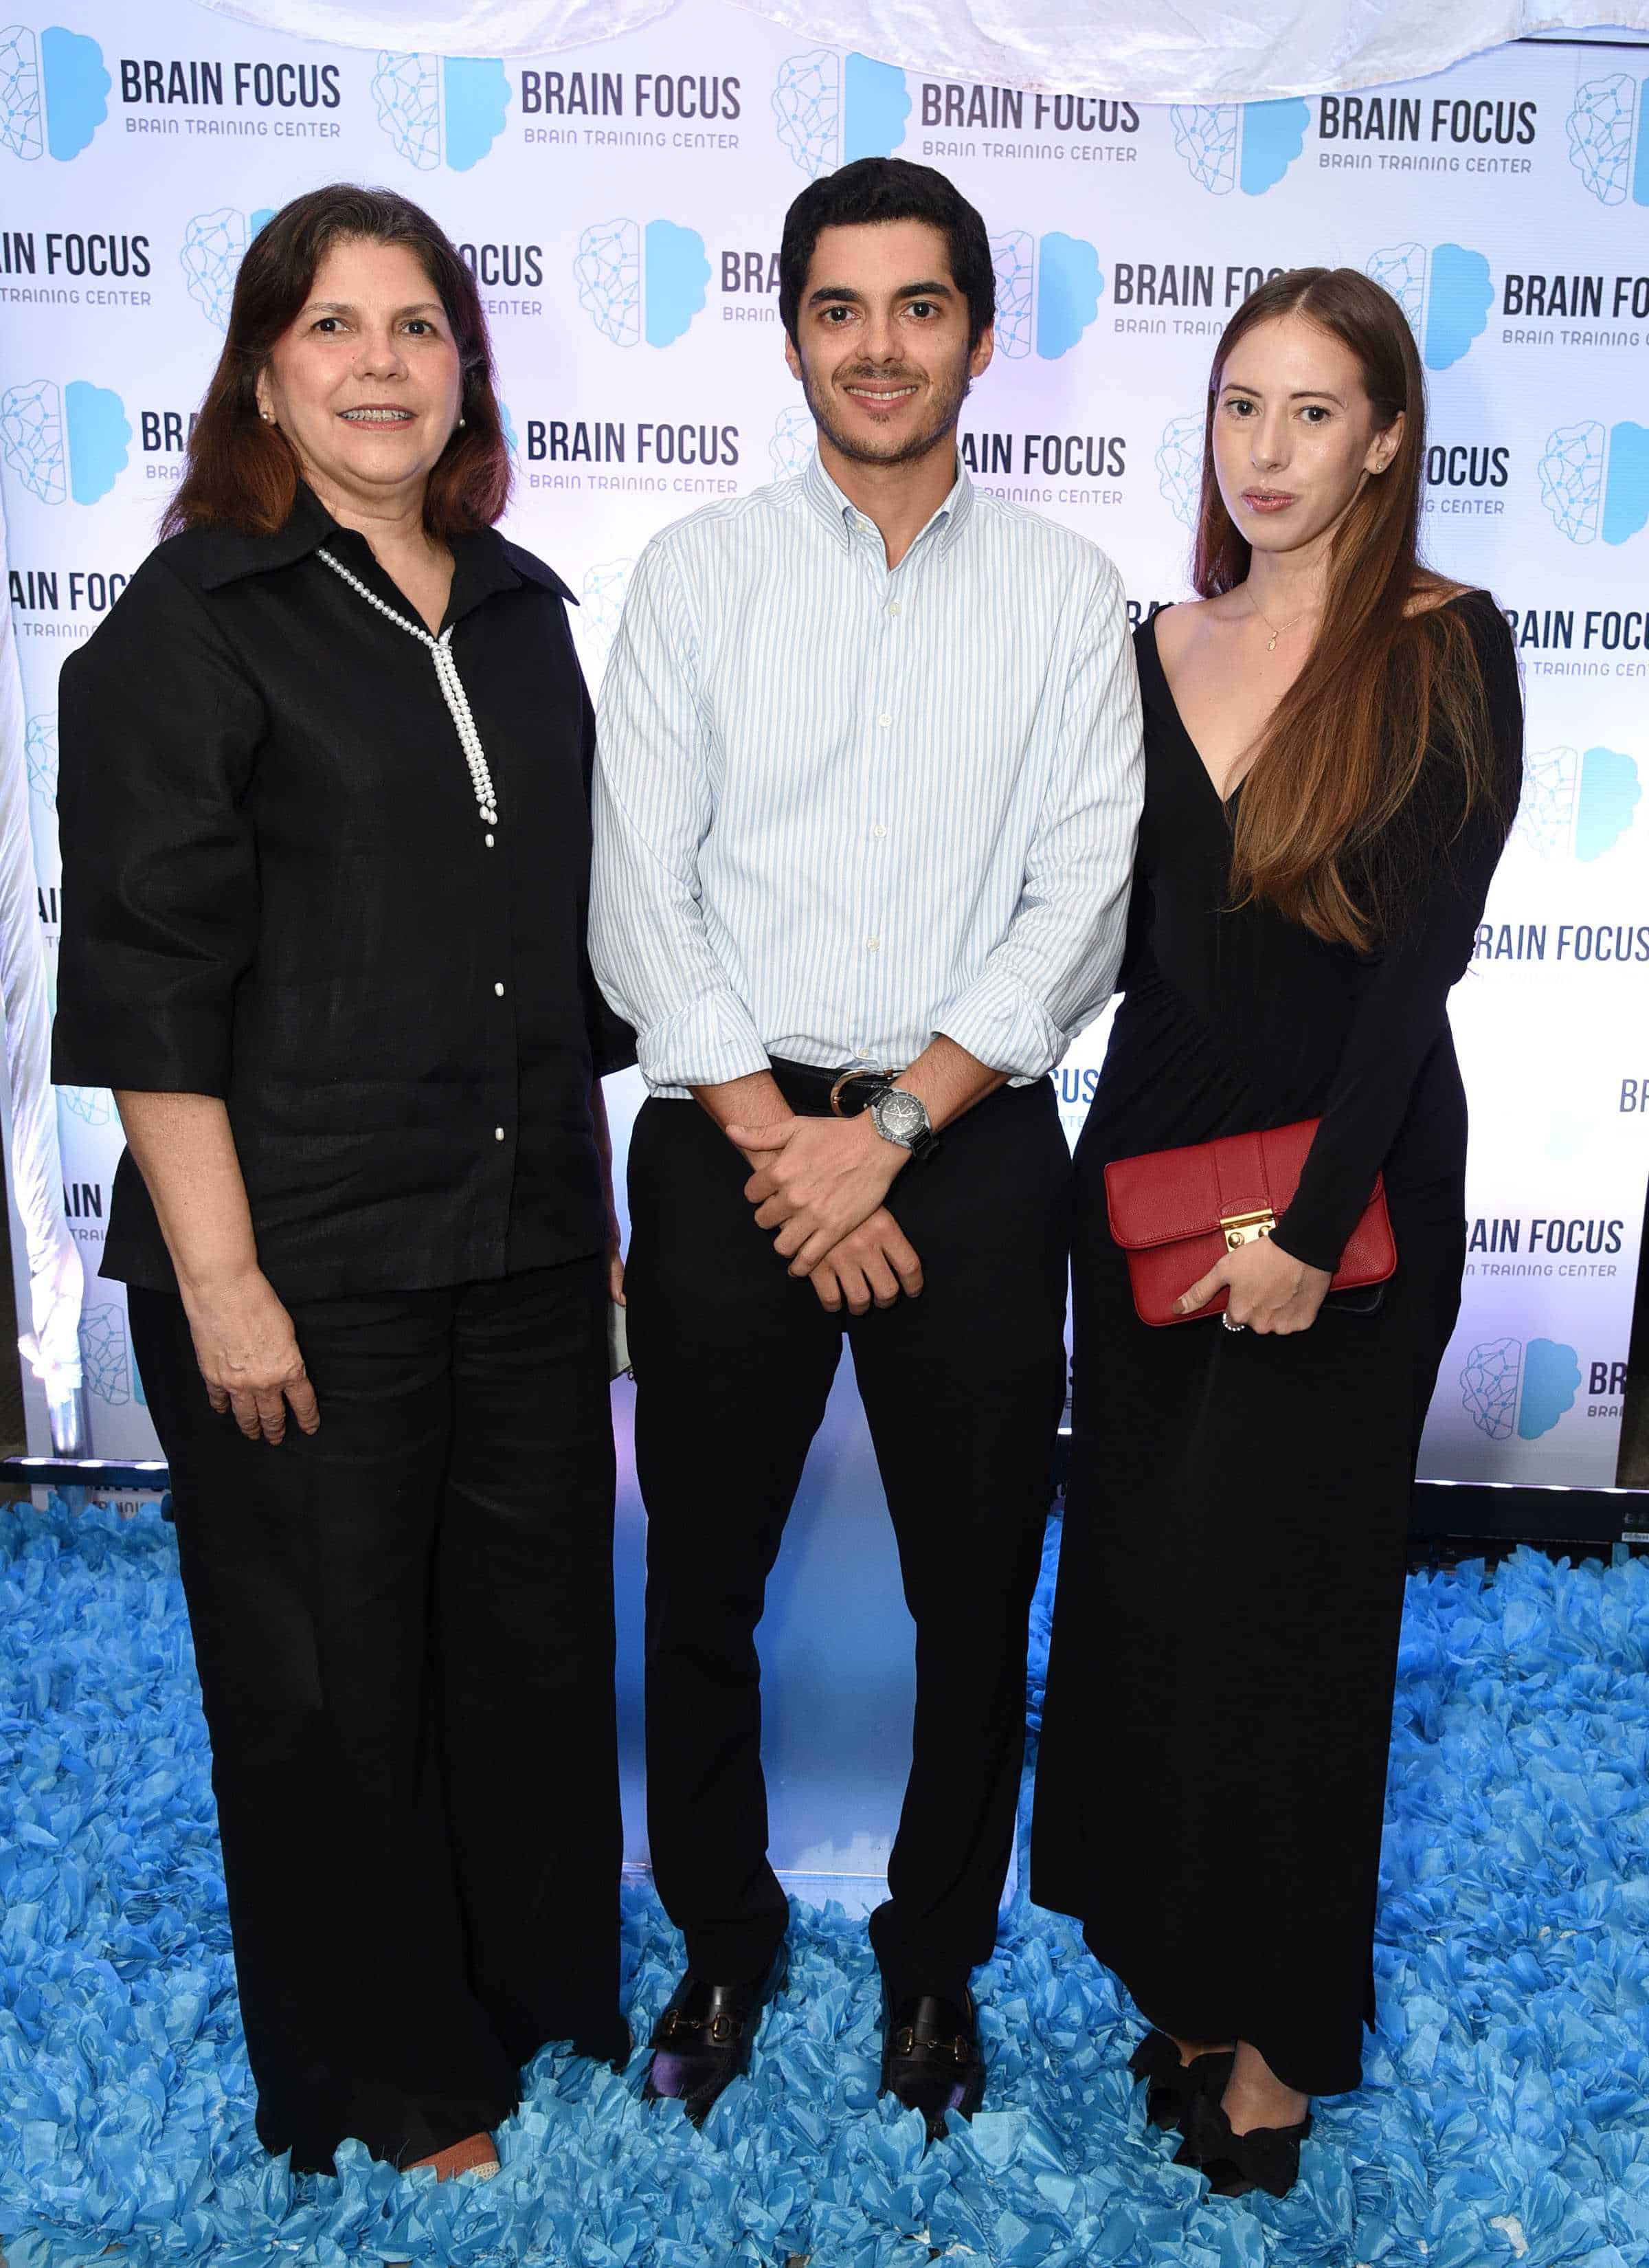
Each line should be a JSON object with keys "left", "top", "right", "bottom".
{"left": 592, "top": 157, "right": 1143, "bottom": 2134}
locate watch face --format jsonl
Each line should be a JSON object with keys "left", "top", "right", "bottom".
{"left": 876, "top": 1088, "right": 928, "bottom": 1144}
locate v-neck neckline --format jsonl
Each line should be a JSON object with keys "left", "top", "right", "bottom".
{"left": 1143, "top": 588, "right": 1485, "bottom": 816}
{"left": 1143, "top": 605, "right": 1247, "bottom": 814}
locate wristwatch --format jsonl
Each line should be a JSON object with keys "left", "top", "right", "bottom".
{"left": 866, "top": 1080, "right": 941, "bottom": 1163}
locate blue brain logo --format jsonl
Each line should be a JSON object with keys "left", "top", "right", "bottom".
{"left": 181, "top": 206, "right": 276, "bottom": 331}
{"left": 772, "top": 49, "right": 909, "bottom": 177}
{"left": 989, "top": 230, "right": 1103, "bottom": 361}
{"left": 0, "top": 23, "right": 107, "bottom": 160}
{"left": 1366, "top": 241, "right": 1492, "bottom": 371}
{"left": 371, "top": 51, "right": 509, "bottom": 170}
{"left": 58, "top": 1084, "right": 111, "bottom": 1126}
{"left": 1170, "top": 98, "right": 1309, "bottom": 194}
{"left": 1521, "top": 1340, "right": 1583, "bottom": 1438}
{"left": 25, "top": 709, "right": 56, "bottom": 807}
{"left": 1155, "top": 412, "right": 1203, "bottom": 526}
{"left": 771, "top": 405, "right": 813, "bottom": 479}
{"left": 1573, "top": 748, "right": 1642, "bottom": 858}
{"left": 574, "top": 557, "right": 634, "bottom": 687}
{"left": 1520, "top": 744, "right": 1643, "bottom": 860}
{"left": 79, "top": 1298, "right": 129, "bottom": 1405}
{"left": 1538, "top": 418, "right": 1649, "bottom": 546}
{"left": 0, "top": 377, "right": 128, "bottom": 504}
{"left": 574, "top": 218, "right": 710, "bottom": 349}
{"left": 1567, "top": 72, "right": 1649, "bottom": 205}
{"left": 1461, "top": 1335, "right": 1581, "bottom": 1441}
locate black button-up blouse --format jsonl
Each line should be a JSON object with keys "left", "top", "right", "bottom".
{"left": 52, "top": 483, "right": 634, "bottom": 1300}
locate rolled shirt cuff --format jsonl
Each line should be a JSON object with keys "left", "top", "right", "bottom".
{"left": 633, "top": 988, "right": 772, "bottom": 1093}
{"left": 934, "top": 967, "right": 1070, "bottom": 1085}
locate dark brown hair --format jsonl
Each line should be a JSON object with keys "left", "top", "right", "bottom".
{"left": 161, "top": 184, "right": 509, "bottom": 540}
{"left": 1193, "top": 267, "right": 1498, "bottom": 951}
{"left": 778, "top": 157, "right": 996, "bottom": 349}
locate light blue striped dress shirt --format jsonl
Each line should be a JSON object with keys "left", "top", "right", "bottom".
{"left": 590, "top": 449, "right": 1144, "bottom": 1098}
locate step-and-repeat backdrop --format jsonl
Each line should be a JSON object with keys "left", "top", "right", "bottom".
{"left": 1, "top": 12, "right": 1646, "bottom": 1493}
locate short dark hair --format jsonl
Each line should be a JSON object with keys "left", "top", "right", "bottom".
{"left": 161, "top": 183, "right": 509, "bottom": 541}
{"left": 778, "top": 158, "right": 996, "bottom": 351}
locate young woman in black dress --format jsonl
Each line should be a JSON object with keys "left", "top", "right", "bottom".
{"left": 1031, "top": 269, "right": 1523, "bottom": 2198}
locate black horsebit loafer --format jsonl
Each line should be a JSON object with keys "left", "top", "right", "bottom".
{"left": 879, "top": 1986, "right": 986, "bottom": 2139}
{"left": 642, "top": 1946, "right": 788, "bottom": 2126}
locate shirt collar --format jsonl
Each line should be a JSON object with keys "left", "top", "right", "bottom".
{"left": 189, "top": 482, "right": 574, "bottom": 612}
{"left": 188, "top": 478, "right": 337, "bottom": 589}
{"left": 453, "top": 530, "right": 576, "bottom": 621}
{"left": 800, "top": 446, "right": 975, "bottom": 561}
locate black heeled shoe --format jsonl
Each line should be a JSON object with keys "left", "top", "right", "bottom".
{"left": 1128, "top": 2030, "right": 1236, "bottom": 2130}
{"left": 879, "top": 1986, "right": 986, "bottom": 2141}
{"left": 642, "top": 1945, "right": 787, "bottom": 2126}
{"left": 1174, "top": 2084, "right": 1312, "bottom": 2198}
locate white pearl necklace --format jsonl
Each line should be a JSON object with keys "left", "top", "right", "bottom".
{"left": 317, "top": 548, "right": 498, "bottom": 830}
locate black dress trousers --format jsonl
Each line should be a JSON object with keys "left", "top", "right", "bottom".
{"left": 625, "top": 1066, "right": 1071, "bottom": 2005}
{"left": 128, "top": 1260, "right": 629, "bottom": 2176}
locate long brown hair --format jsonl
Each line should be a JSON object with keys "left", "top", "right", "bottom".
{"left": 161, "top": 184, "right": 510, "bottom": 540}
{"left": 1193, "top": 267, "right": 1498, "bottom": 951}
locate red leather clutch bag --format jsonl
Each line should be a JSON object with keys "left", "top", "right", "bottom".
{"left": 1103, "top": 1119, "right": 1396, "bottom": 1327}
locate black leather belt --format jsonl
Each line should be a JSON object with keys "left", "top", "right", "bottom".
{"left": 767, "top": 1056, "right": 906, "bottom": 1120}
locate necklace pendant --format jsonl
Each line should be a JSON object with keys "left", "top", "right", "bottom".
{"left": 1266, "top": 632, "right": 1278, "bottom": 652}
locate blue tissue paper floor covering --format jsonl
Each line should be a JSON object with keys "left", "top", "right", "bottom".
{"left": 1, "top": 1495, "right": 1647, "bottom": 2268}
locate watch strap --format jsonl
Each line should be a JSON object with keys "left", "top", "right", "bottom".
{"left": 870, "top": 1082, "right": 941, "bottom": 1164}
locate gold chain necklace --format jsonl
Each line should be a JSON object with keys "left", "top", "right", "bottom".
{"left": 1246, "top": 587, "right": 1314, "bottom": 654}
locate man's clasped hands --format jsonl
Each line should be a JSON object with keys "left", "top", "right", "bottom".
{"left": 725, "top": 1098, "right": 921, "bottom": 1318}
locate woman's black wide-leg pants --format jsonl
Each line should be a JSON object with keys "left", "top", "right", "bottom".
{"left": 129, "top": 1258, "right": 628, "bottom": 2176}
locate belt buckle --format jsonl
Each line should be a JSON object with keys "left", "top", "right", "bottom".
{"left": 829, "top": 1065, "right": 899, "bottom": 1118}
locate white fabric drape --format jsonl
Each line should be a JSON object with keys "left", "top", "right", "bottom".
{"left": 192, "top": 0, "right": 1649, "bottom": 97}
{"left": 0, "top": 505, "right": 83, "bottom": 1405}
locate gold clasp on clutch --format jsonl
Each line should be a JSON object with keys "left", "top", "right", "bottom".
{"left": 1221, "top": 1206, "right": 1277, "bottom": 1251}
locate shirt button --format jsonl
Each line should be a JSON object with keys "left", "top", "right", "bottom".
{"left": 494, "top": 1126, "right": 505, "bottom": 1141}
{"left": 876, "top": 711, "right": 892, "bottom": 728}
{"left": 866, "top": 937, "right": 880, "bottom": 953}
{"left": 871, "top": 823, "right": 887, "bottom": 839}
{"left": 888, "top": 600, "right": 901, "bottom": 615}
{"left": 494, "top": 981, "right": 505, "bottom": 997}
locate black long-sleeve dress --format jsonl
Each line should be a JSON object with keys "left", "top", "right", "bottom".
{"left": 1031, "top": 589, "right": 1523, "bottom": 2096}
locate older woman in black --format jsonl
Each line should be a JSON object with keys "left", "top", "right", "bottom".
{"left": 52, "top": 188, "right": 631, "bottom": 2179}
{"left": 1032, "top": 271, "right": 1522, "bottom": 2198}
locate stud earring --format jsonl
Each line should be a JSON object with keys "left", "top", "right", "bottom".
{"left": 458, "top": 415, "right": 467, "bottom": 428}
